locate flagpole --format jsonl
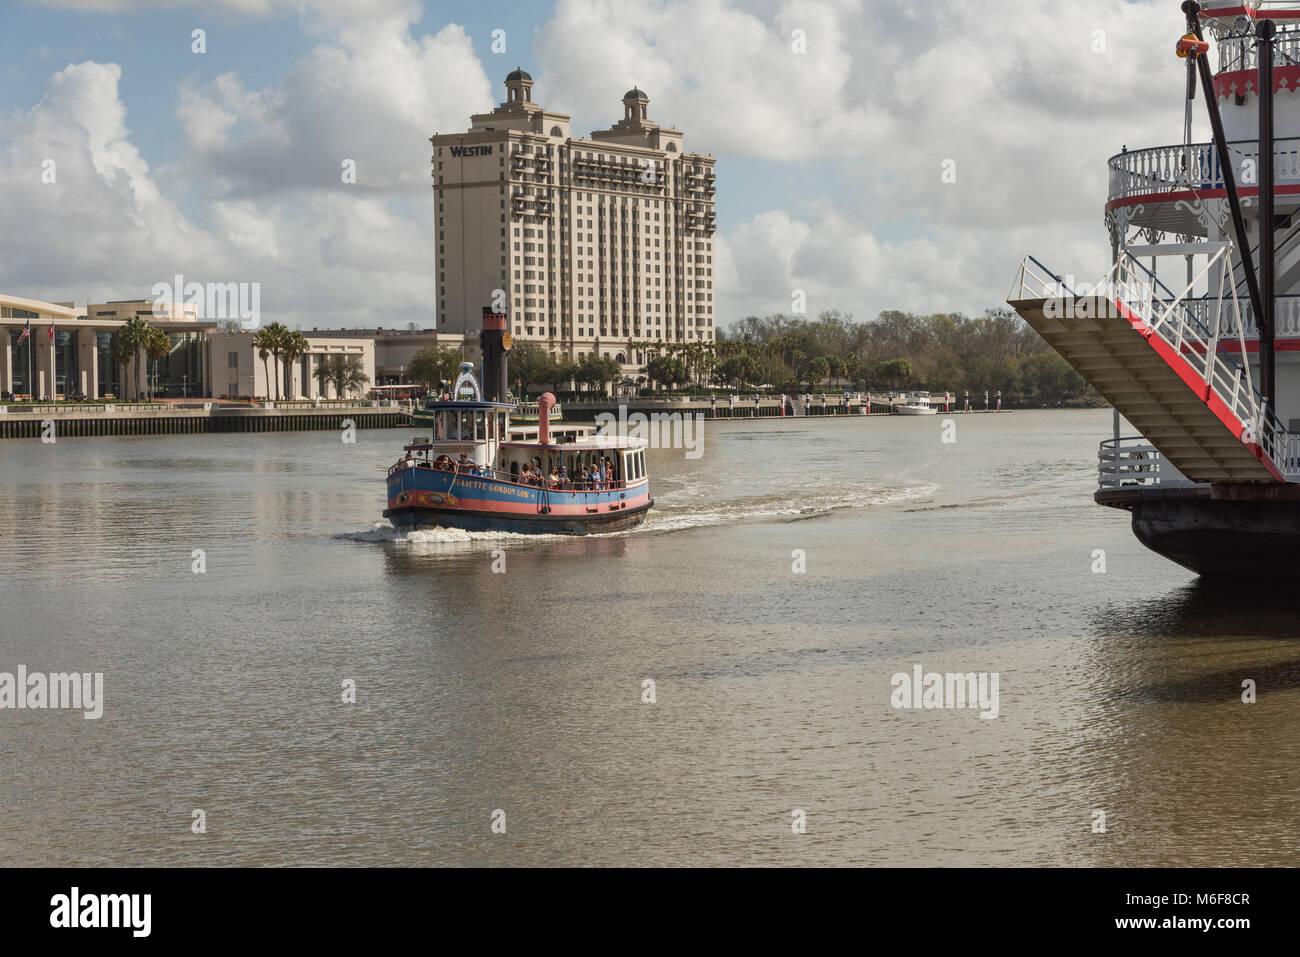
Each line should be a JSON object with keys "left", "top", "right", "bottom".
{"left": 27, "top": 331, "right": 32, "bottom": 403}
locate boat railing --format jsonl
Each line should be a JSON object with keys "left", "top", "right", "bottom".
{"left": 1013, "top": 246, "right": 1298, "bottom": 478}
{"left": 1104, "top": 246, "right": 1294, "bottom": 470}
{"left": 1006, "top": 255, "right": 1078, "bottom": 302}
{"left": 514, "top": 400, "right": 563, "bottom": 415}
{"left": 1217, "top": 24, "right": 1300, "bottom": 74}
{"left": 1106, "top": 137, "right": 1300, "bottom": 204}
{"left": 1098, "top": 437, "right": 1196, "bottom": 489}
{"left": 389, "top": 457, "right": 632, "bottom": 490}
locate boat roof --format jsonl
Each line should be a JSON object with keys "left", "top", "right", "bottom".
{"left": 501, "top": 437, "right": 649, "bottom": 450}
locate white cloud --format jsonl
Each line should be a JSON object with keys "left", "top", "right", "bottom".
{"left": 0, "top": 61, "right": 216, "bottom": 295}
{"left": 716, "top": 203, "right": 1114, "bottom": 323}
{"left": 178, "top": 12, "right": 493, "bottom": 196}
{"left": 0, "top": 0, "right": 1208, "bottom": 332}
{"left": 0, "top": 5, "right": 485, "bottom": 329}
{"left": 0, "top": 57, "right": 436, "bottom": 326}
{"left": 534, "top": 0, "right": 1191, "bottom": 320}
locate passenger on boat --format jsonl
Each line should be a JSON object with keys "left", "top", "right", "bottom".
{"left": 558, "top": 466, "right": 571, "bottom": 490}
{"left": 548, "top": 467, "right": 560, "bottom": 489}
{"left": 457, "top": 452, "right": 472, "bottom": 471}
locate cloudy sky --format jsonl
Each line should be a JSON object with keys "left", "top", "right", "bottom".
{"left": 0, "top": 0, "right": 1198, "bottom": 331}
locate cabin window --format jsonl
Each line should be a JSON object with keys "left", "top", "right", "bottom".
{"left": 435, "top": 412, "right": 447, "bottom": 441}
{"left": 498, "top": 412, "right": 507, "bottom": 436}
{"left": 474, "top": 411, "right": 486, "bottom": 440}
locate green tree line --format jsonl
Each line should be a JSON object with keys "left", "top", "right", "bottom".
{"left": 400, "top": 308, "right": 1097, "bottom": 407}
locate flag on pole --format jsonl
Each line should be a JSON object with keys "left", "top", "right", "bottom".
{"left": 16, "top": 319, "right": 29, "bottom": 343}
{"left": 48, "top": 320, "right": 55, "bottom": 340}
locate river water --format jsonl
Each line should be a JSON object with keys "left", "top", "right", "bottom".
{"left": 1, "top": 409, "right": 1297, "bottom": 866}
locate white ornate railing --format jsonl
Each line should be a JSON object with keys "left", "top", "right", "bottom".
{"left": 1107, "top": 138, "right": 1300, "bottom": 203}
{"left": 1182, "top": 294, "right": 1300, "bottom": 338}
{"left": 1217, "top": 26, "right": 1300, "bottom": 73}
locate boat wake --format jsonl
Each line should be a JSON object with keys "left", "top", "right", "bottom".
{"left": 334, "top": 524, "right": 561, "bottom": 545}
{"left": 645, "top": 482, "right": 939, "bottom": 532}
{"left": 336, "top": 481, "right": 939, "bottom": 546}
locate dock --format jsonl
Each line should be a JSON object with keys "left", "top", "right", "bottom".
{"left": 0, "top": 401, "right": 409, "bottom": 440}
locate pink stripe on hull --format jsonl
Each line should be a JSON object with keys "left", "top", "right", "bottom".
{"left": 387, "top": 493, "right": 652, "bottom": 515}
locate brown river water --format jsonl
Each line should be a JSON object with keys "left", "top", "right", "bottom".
{"left": 0, "top": 408, "right": 1297, "bottom": 865}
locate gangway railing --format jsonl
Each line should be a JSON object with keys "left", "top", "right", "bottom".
{"left": 1010, "top": 243, "right": 1297, "bottom": 479}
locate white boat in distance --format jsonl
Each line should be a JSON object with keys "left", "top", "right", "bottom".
{"left": 896, "top": 392, "right": 937, "bottom": 415}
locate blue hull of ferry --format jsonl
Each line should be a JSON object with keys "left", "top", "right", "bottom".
{"left": 384, "top": 464, "right": 653, "bottom": 535}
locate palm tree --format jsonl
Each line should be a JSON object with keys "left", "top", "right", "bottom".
{"left": 252, "top": 328, "right": 273, "bottom": 400}
{"left": 281, "top": 331, "right": 309, "bottom": 400}
{"left": 144, "top": 328, "right": 171, "bottom": 400}
{"left": 261, "top": 322, "right": 290, "bottom": 401}
{"left": 119, "top": 315, "right": 151, "bottom": 400}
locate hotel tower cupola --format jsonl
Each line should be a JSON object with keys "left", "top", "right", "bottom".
{"left": 505, "top": 67, "right": 534, "bottom": 105}
{"left": 623, "top": 87, "right": 649, "bottom": 121}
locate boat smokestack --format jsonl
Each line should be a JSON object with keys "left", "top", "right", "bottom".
{"left": 479, "top": 307, "right": 510, "bottom": 404}
{"left": 538, "top": 393, "right": 556, "bottom": 445}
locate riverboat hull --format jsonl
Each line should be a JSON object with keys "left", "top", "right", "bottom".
{"left": 1096, "top": 485, "right": 1300, "bottom": 580}
{"left": 384, "top": 463, "right": 652, "bottom": 535}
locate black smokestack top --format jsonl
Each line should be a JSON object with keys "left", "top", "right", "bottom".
{"left": 480, "top": 307, "right": 510, "bottom": 404}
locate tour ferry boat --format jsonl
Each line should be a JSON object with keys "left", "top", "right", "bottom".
{"left": 385, "top": 365, "right": 652, "bottom": 534}
{"left": 1008, "top": 1, "right": 1300, "bottom": 579}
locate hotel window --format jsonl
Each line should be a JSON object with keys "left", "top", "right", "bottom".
{"left": 227, "top": 352, "right": 239, "bottom": 368}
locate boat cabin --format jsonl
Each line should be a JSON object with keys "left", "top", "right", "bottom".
{"left": 397, "top": 364, "right": 648, "bottom": 492}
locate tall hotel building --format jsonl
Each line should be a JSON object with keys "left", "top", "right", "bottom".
{"left": 431, "top": 69, "right": 716, "bottom": 367}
